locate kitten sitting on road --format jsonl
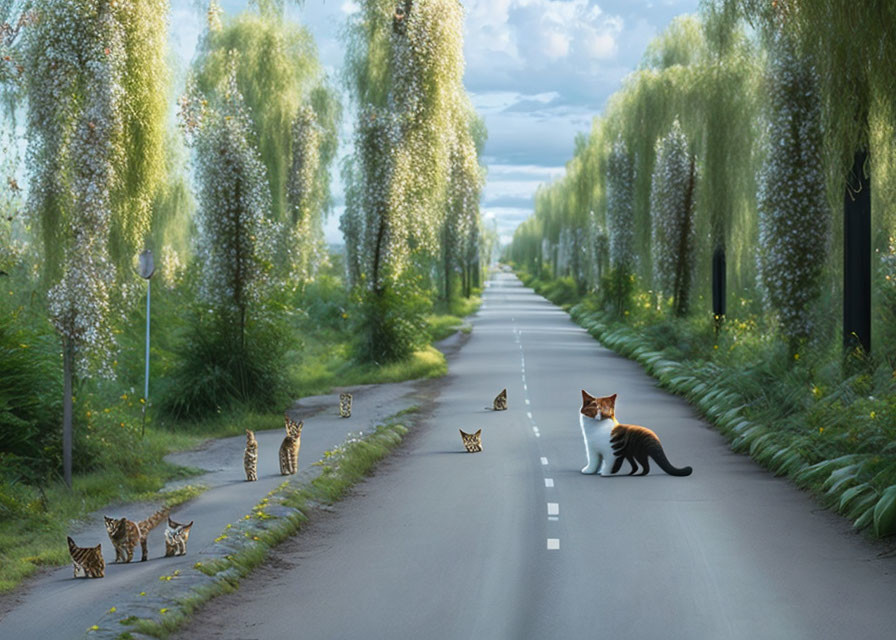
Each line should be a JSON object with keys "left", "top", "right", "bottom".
{"left": 460, "top": 429, "right": 483, "bottom": 452}
{"left": 579, "top": 390, "right": 692, "bottom": 477}
{"left": 486, "top": 389, "right": 507, "bottom": 411}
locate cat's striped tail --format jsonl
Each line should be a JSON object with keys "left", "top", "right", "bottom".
{"left": 649, "top": 445, "right": 692, "bottom": 476}
{"left": 138, "top": 507, "right": 170, "bottom": 532}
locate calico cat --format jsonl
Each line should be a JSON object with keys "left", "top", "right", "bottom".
{"left": 579, "top": 390, "right": 692, "bottom": 477}
{"left": 487, "top": 389, "right": 507, "bottom": 411}
{"left": 67, "top": 536, "right": 105, "bottom": 578}
{"left": 103, "top": 507, "right": 169, "bottom": 563}
{"left": 339, "top": 392, "right": 352, "bottom": 418}
{"left": 164, "top": 517, "right": 194, "bottom": 557}
{"left": 460, "top": 429, "right": 483, "bottom": 452}
{"left": 244, "top": 429, "right": 258, "bottom": 481}
{"left": 279, "top": 415, "right": 303, "bottom": 475}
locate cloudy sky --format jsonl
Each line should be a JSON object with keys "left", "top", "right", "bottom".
{"left": 171, "top": 0, "right": 701, "bottom": 243}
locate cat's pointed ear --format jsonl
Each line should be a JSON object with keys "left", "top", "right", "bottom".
{"left": 581, "top": 389, "right": 594, "bottom": 403}
{"left": 184, "top": 521, "right": 194, "bottom": 531}
{"left": 168, "top": 517, "right": 175, "bottom": 528}
{"left": 459, "top": 429, "right": 467, "bottom": 437}
{"left": 474, "top": 429, "right": 481, "bottom": 437}
{"left": 67, "top": 536, "right": 76, "bottom": 552}
{"left": 609, "top": 393, "right": 617, "bottom": 403}
{"left": 94, "top": 543, "right": 102, "bottom": 552}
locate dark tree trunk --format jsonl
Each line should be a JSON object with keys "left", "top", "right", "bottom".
{"left": 843, "top": 148, "right": 871, "bottom": 353}
{"left": 63, "top": 338, "right": 73, "bottom": 489}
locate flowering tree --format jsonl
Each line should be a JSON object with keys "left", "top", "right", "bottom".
{"left": 192, "top": 1, "right": 339, "bottom": 288}
{"left": 181, "top": 63, "right": 276, "bottom": 349}
{"left": 605, "top": 138, "right": 636, "bottom": 311}
{"left": 756, "top": 31, "right": 828, "bottom": 346}
{"left": 650, "top": 120, "right": 697, "bottom": 316}
{"left": 22, "top": 0, "right": 168, "bottom": 486}
{"left": 342, "top": 0, "right": 470, "bottom": 361}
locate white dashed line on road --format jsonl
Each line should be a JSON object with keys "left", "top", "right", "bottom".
{"left": 547, "top": 503, "right": 559, "bottom": 516}
{"left": 547, "top": 538, "right": 560, "bottom": 550}
{"left": 540, "top": 457, "right": 548, "bottom": 465}
{"left": 545, "top": 478, "right": 554, "bottom": 488}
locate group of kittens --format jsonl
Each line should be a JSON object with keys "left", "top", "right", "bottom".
{"left": 67, "top": 509, "right": 193, "bottom": 580}
{"left": 242, "top": 392, "right": 352, "bottom": 482}
{"left": 68, "top": 388, "right": 691, "bottom": 579}
{"left": 68, "top": 393, "right": 355, "bottom": 580}
{"left": 459, "top": 387, "right": 508, "bottom": 452}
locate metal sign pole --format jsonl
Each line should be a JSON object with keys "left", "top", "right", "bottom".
{"left": 138, "top": 250, "right": 155, "bottom": 438}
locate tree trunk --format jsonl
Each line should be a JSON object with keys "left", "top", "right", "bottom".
{"left": 843, "top": 148, "right": 871, "bottom": 353}
{"left": 673, "top": 155, "right": 696, "bottom": 316}
{"left": 63, "top": 338, "right": 73, "bottom": 489}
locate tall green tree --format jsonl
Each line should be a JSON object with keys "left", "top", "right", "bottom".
{"left": 23, "top": 0, "right": 169, "bottom": 487}
{"left": 650, "top": 120, "right": 697, "bottom": 316}
{"left": 342, "top": 0, "right": 470, "bottom": 362}
{"left": 756, "top": 30, "right": 828, "bottom": 347}
{"left": 193, "top": 0, "right": 339, "bottom": 287}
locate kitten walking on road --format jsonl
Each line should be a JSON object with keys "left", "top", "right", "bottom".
{"left": 103, "top": 507, "right": 169, "bottom": 563}
{"left": 579, "top": 390, "right": 692, "bottom": 476}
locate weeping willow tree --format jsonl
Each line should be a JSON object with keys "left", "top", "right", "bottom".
{"left": 22, "top": 0, "right": 169, "bottom": 486}
{"left": 442, "top": 106, "right": 485, "bottom": 302}
{"left": 192, "top": 0, "right": 339, "bottom": 287}
{"left": 342, "top": 0, "right": 469, "bottom": 362}
{"left": 510, "top": 10, "right": 763, "bottom": 322}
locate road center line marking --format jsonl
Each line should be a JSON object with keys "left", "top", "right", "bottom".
{"left": 548, "top": 516, "right": 559, "bottom": 521}
{"left": 544, "top": 478, "right": 554, "bottom": 487}
{"left": 547, "top": 503, "right": 559, "bottom": 516}
{"left": 525, "top": 398, "right": 530, "bottom": 405}
{"left": 547, "top": 538, "right": 560, "bottom": 550}
{"left": 526, "top": 411, "right": 532, "bottom": 419}
{"left": 540, "top": 457, "right": 548, "bottom": 465}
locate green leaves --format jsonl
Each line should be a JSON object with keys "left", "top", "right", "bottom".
{"left": 873, "top": 485, "right": 896, "bottom": 538}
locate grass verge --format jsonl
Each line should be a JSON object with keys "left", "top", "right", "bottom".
{"left": 1, "top": 290, "right": 478, "bottom": 595}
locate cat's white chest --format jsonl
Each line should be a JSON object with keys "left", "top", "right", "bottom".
{"left": 579, "top": 414, "right": 616, "bottom": 474}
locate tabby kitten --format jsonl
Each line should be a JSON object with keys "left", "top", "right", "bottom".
{"left": 579, "top": 390, "right": 692, "bottom": 476}
{"left": 279, "top": 415, "right": 303, "bottom": 475}
{"left": 460, "top": 428, "right": 483, "bottom": 452}
{"left": 339, "top": 392, "right": 352, "bottom": 418}
{"left": 164, "top": 517, "right": 194, "bottom": 557}
{"left": 103, "top": 507, "right": 169, "bottom": 563}
{"left": 244, "top": 429, "right": 258, "bottom": 481}
{"left": 487, "top": 389, "right": 507, "bottom": 411}
{"left": 67, "top": 536, "right": 105, "bottom": 579}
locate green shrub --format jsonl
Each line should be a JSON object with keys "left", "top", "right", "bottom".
{"left": 159, "top": 309, "right": 289, "bottom": 420}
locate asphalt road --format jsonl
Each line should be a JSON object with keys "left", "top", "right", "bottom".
{"left": 0, "top": 380, "right": 422, "bottom": 639}
{"left": 174, "top": 271, "right": 896, "bottom": 640}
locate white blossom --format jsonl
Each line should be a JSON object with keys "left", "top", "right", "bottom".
{"left": 756, "top": 32, "right": 828, "bottom": 341}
